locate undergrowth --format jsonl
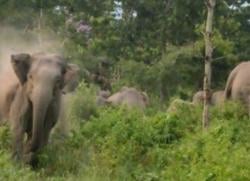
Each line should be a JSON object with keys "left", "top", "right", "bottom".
{"left": 0, "top": 101, "right": 249, "bottom": 180}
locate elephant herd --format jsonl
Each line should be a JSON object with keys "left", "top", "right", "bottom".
{"left": 192, "top": 61, "right": 250, "bottom": 113}
{"left": 0, "top": 52, "right": 149, "bottom": 167}
{"left": 0, "top": 52, "right": 249, "bottom": 167}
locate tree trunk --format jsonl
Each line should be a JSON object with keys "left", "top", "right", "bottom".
{"left": 202, "top": 0, "right": 216, "bottom": 130}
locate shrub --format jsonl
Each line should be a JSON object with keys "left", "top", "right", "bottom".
{"left": 69, "top": 81, "right": 98, "bottom": 123}
{"left": 0, "top": 100, "right": 250, "bottom": 180}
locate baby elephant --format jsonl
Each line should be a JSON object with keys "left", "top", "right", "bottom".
{"left": 106, "top": 87, "right": 149, "bottom": 110}
{"left": 192, "top": 91, "right": 205, "bottom": 105}
{"left": 192, "top": 90, "right": 224, "bottom": 106}
{"left": 211, "top": 90, "right": 224, "bottom": 106}
{"left": 0, "top": 53, "right": 79, "bottom": 166}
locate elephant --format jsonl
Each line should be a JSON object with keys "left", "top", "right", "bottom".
{"left": 52, "top": 93, "right": 73, "bottom": 138}
{"left": 106, "top": 87, "right": 149, "bottom": 110}
{"left": 224, "top": 61, "right": 250, "bottom": 112}
{"left": 192, "top": 91, "right": 205, "bottom": 105}
{"left": 0, "top": 71, "right": 18, "bottom": 125}
{"left": 0, "top": 53, "right": 79, "bottom": 166}
{"left": 211, "top": 90, "right": 224, "bottom": 106}
{"left": 96, "top": 90, "right": 111, "bottom": 106}
{"left": 61, "top": 64, "right": 80, "bottom": 94}
{"left": 192, "top": 90, "right": 221, "bottom": 105}
{"left": 52, "top": 65, "right": 80, "bottom": 137}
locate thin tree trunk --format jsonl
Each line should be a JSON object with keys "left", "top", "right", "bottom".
{"left": 202, "top": 0, "right": 216, "bottom": 130}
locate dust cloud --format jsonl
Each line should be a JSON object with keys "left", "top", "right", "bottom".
{"left": 0, "top": 26, "right": 64, "bottom": 121}
{"left": 0, "top": 26, "right": 63, "bottom": 73}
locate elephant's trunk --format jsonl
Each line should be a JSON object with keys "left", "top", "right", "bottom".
{"left": 27, "top": 87, "right": 52, "bottom": 153}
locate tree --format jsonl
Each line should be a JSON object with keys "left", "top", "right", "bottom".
{"left": 203, "top": 0, "right": 216, "bottom": 129}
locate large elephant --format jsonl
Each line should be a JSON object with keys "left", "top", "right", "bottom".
{"left": 0, "top": 53, "right": 79, "bottom": 166}
{"left": 224, "top": 61, "right": 250, "bottom": 111}
{"left": 106, "top": 87, "right": 149, "bottom": 110}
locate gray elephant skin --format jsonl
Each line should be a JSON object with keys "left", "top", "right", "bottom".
{"left": 225, "top": 61, "right": 250, "bottom": 111}
{"left": 192, "top": 91, "right": 205, "bottom": 105}
{"left": 211, "top": 90, "right": 224, "bottom": 105}
{"left": 106, "top": 87, "right": 149, "bottom": 110}
{"left": 192, "top": 90, "right": 223, "bottom": 106}
{"left": 96, "top": 90, "right": 111, "bottom": 106}
{"left": 0, "top": 53, "right": 79, "bottom": 166}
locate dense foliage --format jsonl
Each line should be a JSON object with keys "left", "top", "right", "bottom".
{"left": 1, "top": 97, "right": 250, "bottom": 180}
{"left": 0, "top": 0, "right": 250, "bottom": 180}
{"left": 0, "top": 0, "right": 249, "bottom": 101}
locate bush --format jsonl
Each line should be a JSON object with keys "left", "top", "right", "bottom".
{"left": 69, "top": 81, "right": 98, "bottom": 123}
{"left": 0, "top": 101, "right": 250, "bottom": 180}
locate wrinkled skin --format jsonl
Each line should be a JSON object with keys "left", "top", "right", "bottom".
{"left": 106, "top": 87, "right": 149, "bottom": 110}
{"left": 225, "top": 61, "right": 250, "bottom": 112}
{"left": 0, "top": 53, "right": 79, "bottom": 166}
{"left": 211, "top": 90, "right": 224, "bottom": 106}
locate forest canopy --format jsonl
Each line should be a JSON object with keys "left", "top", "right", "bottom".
{"left": 0, "top": 0, "right": 249, "bottom": 100}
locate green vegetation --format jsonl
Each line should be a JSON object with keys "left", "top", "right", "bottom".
{"left": 0, "top": 0, "right": 250, "bottom": 180}
{"left": 1, "top": 0, "right": 249, "bottom": 101}
{"left": 0, "top": 98, "right": 250, "bottom": 180}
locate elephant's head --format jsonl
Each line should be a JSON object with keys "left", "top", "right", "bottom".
{"left": 10, "top": 53, "right": 79, "bottom": 152}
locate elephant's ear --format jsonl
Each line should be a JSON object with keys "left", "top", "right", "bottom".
{"left": 62, "top": 63, "right": 80, "bottom": 94}
{"left": 11, "top": 53, "right": 31, "bottom": 85}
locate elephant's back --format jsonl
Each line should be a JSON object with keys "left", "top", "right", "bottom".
{"left": 106, "top": 92, "right": 123, "bottom": 105}
{"left": 192, "top": 91, "right": 204, "bottom": 104}
{"left": 120, "top": 89, "right": 146, "bottom": 108}
{"left": 107, "top": 88, "right": 146, "bottom": 109}
{"left": 231, "top": 62, "right": 250, "bottom": 100}
{"left": 211, "top": 91, "right": 224, "bottom": 105}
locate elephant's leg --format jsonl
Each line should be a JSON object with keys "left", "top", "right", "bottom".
{"left": 52, "top": 96, "right": 69, "bottom": 137}
{"left": 42, "top": 101, "right": 60, "bottom": 147}
{"left": 9, "top": 88, "right": 30, "bottom": 161}
{"left": 23, "top": 131, "right": 39, "bottom": 167}
{"left": 11, "top": 121, "right": 25, "bottom": 161}
{"left": 41, "top": 125, "right": 53, "bottom": 147}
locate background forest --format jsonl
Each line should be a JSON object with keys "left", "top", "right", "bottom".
{"left": 0, "top": 0, "right": 250, "bottom": 180}
{"left": 1, "top": 0, "right": 249, "bottom": 102}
